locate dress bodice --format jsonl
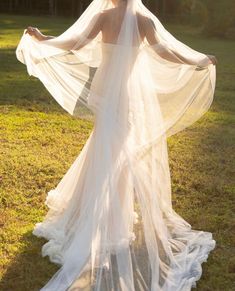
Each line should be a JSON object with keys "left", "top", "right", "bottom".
{"left": 100, "top": 41, "right": 140, "bottom": 60}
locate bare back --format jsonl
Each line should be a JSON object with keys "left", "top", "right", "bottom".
{"left": 100, "top": 7, "right": 147, "bottom": 44}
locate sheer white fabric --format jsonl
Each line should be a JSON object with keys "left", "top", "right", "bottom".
{"left": 16, "top": 0, "right": 216, "bottom": 290}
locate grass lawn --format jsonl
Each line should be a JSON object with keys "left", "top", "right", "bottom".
{"left": 0, "top": 14, "right": 235, "bottom": 291}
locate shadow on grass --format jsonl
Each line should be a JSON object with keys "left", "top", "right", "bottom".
{"left": 0, "top": 47, "right": 64, "bottom": 114}
{"left": 0, "top": 48, "right": 95, "bottom": 120}
{"left": 0, "top": 230, "right": 59, "bottom": 291}
{"left": 0, "top": 47, "right": 60, "bottom": 105}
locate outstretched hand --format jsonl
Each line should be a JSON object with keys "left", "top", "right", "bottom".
{"left": 25, "top": 26, "right": 45, "bottom": 41}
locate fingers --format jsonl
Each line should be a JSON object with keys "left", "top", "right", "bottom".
{"left": 211, "top": 55, "right": 217, "bottom": 65}
{"left": 26, "top": 26, "right": 38, "bottom": 36}
{"left": 207, "top": 55, "right": 217, "bottom": 66}
{"left": 211, "top": 56, "right": 217, "bottom": 65}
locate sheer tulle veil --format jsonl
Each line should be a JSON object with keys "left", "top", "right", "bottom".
{"left": 16, "top": 0, "right": 216, "bottom": 290}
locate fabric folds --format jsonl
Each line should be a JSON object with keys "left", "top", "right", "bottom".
{"left": 16, "top": 0, "right": 216, "bottom": 290}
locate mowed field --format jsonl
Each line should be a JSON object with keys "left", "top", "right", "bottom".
{"left": 0, "top": 14, "right": 235, "bottom": 290}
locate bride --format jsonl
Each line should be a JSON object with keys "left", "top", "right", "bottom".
{"left": 16, "top": 0, "right": 217, "bottom": 290}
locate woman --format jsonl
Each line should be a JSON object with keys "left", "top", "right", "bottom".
{"left": 16, "top": 0, "right": 217, "bottom": 290}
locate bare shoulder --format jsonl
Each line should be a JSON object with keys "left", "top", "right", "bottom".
{"left": 91, "top": 9, "right": 113, "bottom": 20}
{"left": 100, "top": 8, "right": 116, "bottom": 18}
{"left": 91, "top": 9, "right": 112, "bottom": 26}
{"left": 137, "top": 12, "right": 155, "bottom": 29}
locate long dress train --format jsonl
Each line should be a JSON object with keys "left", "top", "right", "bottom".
{"left": 31, "top": 43, "right": 216, "bottom": 291}
{"left": 16, "top": 1, "right": 217, "bottom": 289}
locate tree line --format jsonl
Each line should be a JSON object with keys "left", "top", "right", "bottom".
{"left": 0, "top": 0, "right": 178, "bottom": 18}
{"left": 0, "top": 0, "right": 234, "bottom": 38}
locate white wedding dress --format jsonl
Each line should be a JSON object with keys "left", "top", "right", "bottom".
{"left": 16, "top": 1, "right": 216, "bottom": 290}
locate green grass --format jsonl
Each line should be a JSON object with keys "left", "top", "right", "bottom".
{"left": 0, "top": 14, "right": 235, "bottom": 291}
